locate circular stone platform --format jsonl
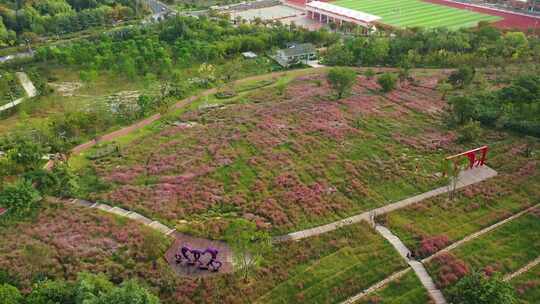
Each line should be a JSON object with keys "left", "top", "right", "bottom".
{"left": 165, "top": 232, "right": 234, "bottom": 277}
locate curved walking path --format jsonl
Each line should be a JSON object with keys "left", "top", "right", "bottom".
{"left": 503, "top": 256, "right": 540, "bottom": 282}
{"left": 275, "top": 165, "right": 498, "bottom": 242}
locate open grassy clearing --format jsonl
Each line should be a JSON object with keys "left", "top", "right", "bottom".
{"left": 511, "top": 263, "right": 540, "bottom": 304}
{"left": 425, "top": 212, "right": 540, "bottom": 293}
{"left": 332, "top": 0, "right": 500, "bottom": 29}
{"left": 74, "top": 68, "right": 465, "bottom": 235}
{"left": 0, "top": 67, "right": 160, "bottom": 135}
{"left": 381, "top": 135, "right": 540, "bottom": 255}
{"left": 357, "top": 271, "right": 431, "bottom": 304}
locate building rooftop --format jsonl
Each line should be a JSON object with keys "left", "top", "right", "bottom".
{"left": 279, "top": 43, "right": 316, "bottom": 57}
{"left": 306, "top": 1, "right": 381, "bottom": 23}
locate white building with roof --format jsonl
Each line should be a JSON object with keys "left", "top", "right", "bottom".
{"left": 305, "top": 1, "right": 381, "bottom": 29}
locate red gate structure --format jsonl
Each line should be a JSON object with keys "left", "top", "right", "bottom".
{"left": 446, "top": 146, "right": 489, "bottom": 169}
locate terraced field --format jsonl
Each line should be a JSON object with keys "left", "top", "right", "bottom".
{"left": 332, "top": 0, "right": 501, "bottom": 29}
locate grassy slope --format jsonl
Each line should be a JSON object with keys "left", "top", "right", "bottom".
{"left": 511, "top": 263, "right": 540, "bottom": 304}
{"left": 77, "top": 69, "right": 456, "bottom": 235}
{"left": 332, "top": 0, "right": 500, "bottom": 29}
{"left": 254, "top": 223, "right": 407, "bottom": 304}
{"left": 357, "top": 271, "right": 431, "bottom": 304}
{"left": 426, "top": 212, "right": 540, "bottom": 293}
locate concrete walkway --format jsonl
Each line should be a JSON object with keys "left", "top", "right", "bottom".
{"left": 0, "top": 72, "right": 37, "bottom": 112}
{"left": 341, "top": 203, "right": 538, "bottom": 303}
{"left": 375, "top": 225, "right": 447, "bottom": 304}
{"left": 340, "top": 268, "right": 411, "bottom": 304}
{"left": 69, "top": 198, "right": 176, "bottom": 235}
{"left": 275, "top": 166, "right": 497, "bottom": 242}
{"left": 503, "top": 256, "right": 540, "bottom": 282}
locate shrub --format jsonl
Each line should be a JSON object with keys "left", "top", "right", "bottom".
{"left": 0, "top": 180, "right": 41, "bottom": 218}
{"left": 448, "top": 271, "right": 517, "bottom": 304}
{"left": 327, "top": 67, "right": 357, "bottom": 99}
{"left": 377, "top": 73, "right": 398, "bottom": 93}
{"left": 416, "top": 235, "right": 450, "bottom": 258}
{"left": 0, "top": 283, "right": 22, "bottom": 304}
{"left": 458, "top": 120, "right": 482, "bottom": 143}
{"left": 448, "top": 66, "right": 475, "bottom": 88}
{"left": 432, "top": 253, "right": 470, "bottom": 288}
{"left": 364, "top": 68, "right": 375, "bottom": 80}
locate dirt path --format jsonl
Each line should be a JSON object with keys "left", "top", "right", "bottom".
{"left": 275, "top": 166, "right": 498, "bottom": 242}
{"left": 65, "top": 68, "right": 325, "bottom": 157}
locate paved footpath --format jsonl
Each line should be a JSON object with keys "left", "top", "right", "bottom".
{"left": 375, "top": 225, "right": 447, "bottom": 304}
{"left": 341, "top": 203, "right": 538, "bottom": 303}
{"left": 275, "top": 166, "right": 497, "bottom": 242}
{"left": 503, "top": 256, "right": 540, "bottom": 282}
{"left": 0, "top": 72, "right": 37, "bottom": 112}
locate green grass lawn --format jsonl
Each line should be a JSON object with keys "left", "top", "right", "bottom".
{"left": 332, "top": 0, "right": 501, "bottom": 29}
{"left": 426, "top": 212, "right": 540, "bottom": 293}
{"left": 511, "top": 263, "right": 540, "bottom": 304}
{"left": 357, "top": 271, "right": 430, "bottom": 304}
{"left": 255, "top": 223, "right": 407, "bottom": 304}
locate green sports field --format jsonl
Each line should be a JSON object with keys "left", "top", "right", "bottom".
{"left": 332, "top": 0, "right": 501, "bottom": 29}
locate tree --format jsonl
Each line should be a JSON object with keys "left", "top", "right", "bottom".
{"left": 0, "top": 283, "right": 22, "bottom": 304}
{"left": 457, "top": 119, "right": 482, "bottom": 143}
{"left": 377, "top": 73, "right": 398, "bottom": 93}
{"left": 448, "top": 66, "right": 475, "bottom": 88}
{"left": 142, "top": 230, "right": 167, "bottom": 270}
{"left": 224, "top": 219, "right": 271, "bottom": 282}
{"left": 448, "top": 95, "right": 475, "bottom": 125}
{"left": 0, "top": 180, "right": 41, "bottom": 218}
{"left": 364, "top": 68, "right": 375, "bottom": 80}
{"left": 26, "top": 280, "right": 75, "bottom": 304}
{"left": 95, "top": 280, "right": 160, "bottom": 304}
{"left": 437, "top": 81, "right": 453, "bottom": 100}
{"left": 5, "top": 137, "right": 48, "bottom": 173}
{"left": 327, "top": 67, "right": 357, "bottom": 99}
{"left": 449, "top": 271, "right": 517, "bottom": 304}
{"left": 441, "top": 156, "right": 469, "bottom": 201}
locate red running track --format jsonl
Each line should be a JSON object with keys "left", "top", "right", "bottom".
{"left": 423, "top": 0, "right": 540, "bottom": 30}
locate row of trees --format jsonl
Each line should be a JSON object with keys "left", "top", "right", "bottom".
{"left": 0, "top": 272, "right": 159, "bottom": 304}
{"left": 0, "top": 0, "right": 145, "bottom": 47}
{"left": 448, "top": 69, "right": 540, "bottom": 136}
{"left": 35, "top": 15, "right": 339, "bottom": 77}
{"left": 323, "top": 25, "right": 540, "bottom": 68}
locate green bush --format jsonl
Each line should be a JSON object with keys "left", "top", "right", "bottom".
{"left": 448, "top": 271, "right": 516, "bottom": 304}
{"left": 377, "top": 73, "right": 398, "bottom": 93}
{"left": 327, "top": 67, "right": 357, "bottom": 99}
{"left": 0, "top": 283, "right": 22, "bottom": 304}
{"left": 0, "top": 180, "right": 41, "bottom": 219}
{"left": 458, "top": 120, "right": 483, "bottom": 143}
